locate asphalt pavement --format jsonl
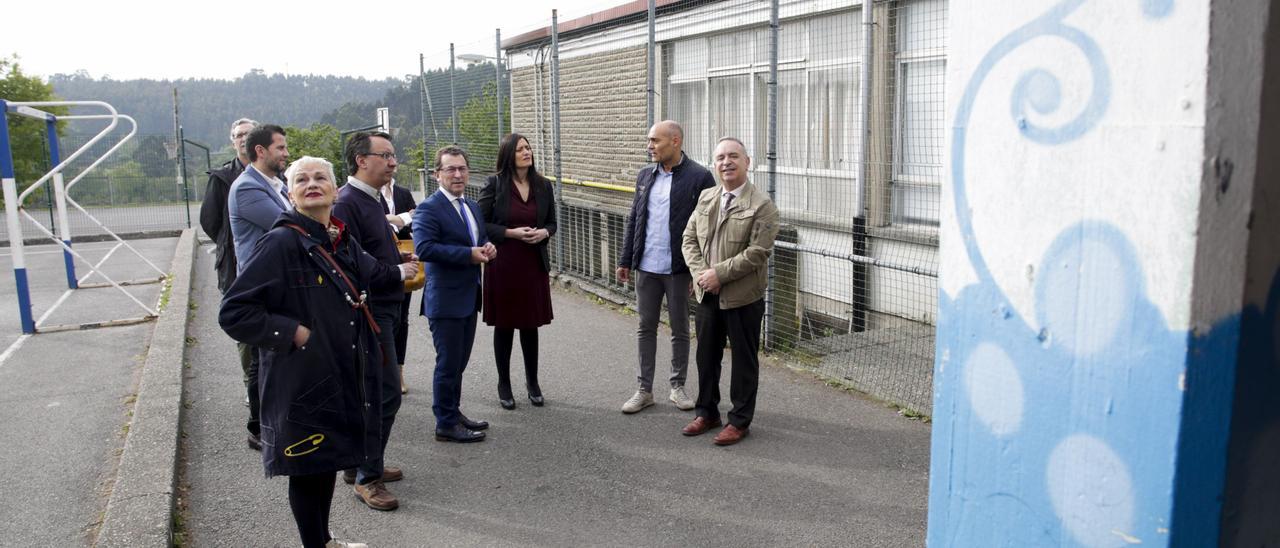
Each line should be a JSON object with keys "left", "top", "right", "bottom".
{"left": 0, "top": 237, "right": 178, "bottom": 546}
{"left": 180, "top": 240, "right": 930, "bottom": 547}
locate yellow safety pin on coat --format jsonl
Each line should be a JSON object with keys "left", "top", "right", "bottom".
{"left": 284, "top": 433, "right": 325, "bottom": 457}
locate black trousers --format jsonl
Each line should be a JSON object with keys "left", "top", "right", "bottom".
{"left": 394, "top": 290, "right": 412, "bottom": 366}
{"left": 288, "top": 472, "right": 336, "bottom": 548}
{"left": 694, "top": 294, "right": 765, "bottom": 429}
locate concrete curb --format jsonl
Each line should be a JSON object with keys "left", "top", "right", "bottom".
{"left": 96, "top": 228, "right": 195, "bottom": 547}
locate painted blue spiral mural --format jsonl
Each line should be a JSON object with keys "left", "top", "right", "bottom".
{"left": 924, "top": 0, "right": 1261, "bottom": 545}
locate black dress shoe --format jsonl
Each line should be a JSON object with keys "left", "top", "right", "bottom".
{"left": 435, "top": 424, "right": 485, "bottom": 443}
{"left": 459, "top": 414, "right": 489, "bottom": 430}
{"left": 499, "top": 397, "right": 516, "bottom": 410}
{"left": 247, "top": 433, "right": 262, "bottom": 451}
{"left": 527, "top": 383, "right": 545, "bottom": 407}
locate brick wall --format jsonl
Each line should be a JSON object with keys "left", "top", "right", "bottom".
{"left": 509, "top": 44, "right": 651, "bottom": 193}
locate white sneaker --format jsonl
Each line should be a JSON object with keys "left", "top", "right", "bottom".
{"left": 325, "top": 539, "right": 368, "bottom": 548}
{"left": 669, "top": 386, "right": 695, "bottom": 410}
{"left": 621, "top": 390, "right": 655, "bottom": 414}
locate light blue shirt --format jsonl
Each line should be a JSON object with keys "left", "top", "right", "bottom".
{"left": 638, "top": 165, "right": 673, "bottom": 274}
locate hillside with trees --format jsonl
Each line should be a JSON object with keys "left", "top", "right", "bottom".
{"left": 4, "top": 55, "right": 510, "bottom": 210}
{"left": 49, "top": 70, "right": 400, "bottom": 147}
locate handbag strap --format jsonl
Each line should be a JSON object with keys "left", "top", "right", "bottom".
{"left": 283, "top": 223, "right": 381, "bottom": 336}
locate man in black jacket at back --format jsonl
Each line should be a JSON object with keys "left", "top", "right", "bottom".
{"left": 199, "top": 117, "right": 265, "bottom": 449}
{"left": 200, "top": 117, "right": 256, "bottom": 292}
{"left": 616, "top": 120, "right": 716, "bottom": 415}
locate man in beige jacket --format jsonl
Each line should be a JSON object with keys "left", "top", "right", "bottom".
{"left": 679, "top": 137, "right": 780, "bottom": 446}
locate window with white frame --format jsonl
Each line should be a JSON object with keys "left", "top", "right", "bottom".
{"left": 664, "top": 2, "right": 949, "bottom": 229}
{"left": 892, "top": 0, "right": 947, "bottom": 227}
{"left": 665, "top": 9, "right": 862, "bottom": 222}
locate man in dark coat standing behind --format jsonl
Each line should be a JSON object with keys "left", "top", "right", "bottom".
{"left": 198, "top": 117, "right": 261, "bottom": 436}
{"left": 200, "top": 117, "right": 256, "bottom": 291}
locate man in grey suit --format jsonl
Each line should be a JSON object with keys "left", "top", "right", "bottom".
{"left": 227, "top": 124, "right": 291, "bottom": 451}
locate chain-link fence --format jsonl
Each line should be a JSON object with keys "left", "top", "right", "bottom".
{"left": 1, "top": 128, "right": 204, "bottom": 244}
{"left": 420, "top": 0, "right": 945, "bottom": 416}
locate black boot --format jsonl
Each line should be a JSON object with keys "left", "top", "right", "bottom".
{"left": 521, "top": 328, "right": 543, "bottom": 406}
{"left": 495, "top": 328, "right": 516, "bottom": 410}
{"left": 498, "top": 379, "right": 515, "bottom": 410}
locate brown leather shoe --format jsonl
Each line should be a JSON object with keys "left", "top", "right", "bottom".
{"left": 342, "top": 466, "right": 403, "bottom": 485}
{"left": 682, "top": 416, "right": 722, "bottom": 436}
{"left": 353, "top": 480, "right": 399, "bottom": 511}
{"left": 713, "top": 424, "right": 749, "bottom": 446}
{"left": 381, "top": 466, "right": 403, "bottom": 482}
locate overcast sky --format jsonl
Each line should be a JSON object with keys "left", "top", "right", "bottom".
{"left": 4, "top": 0, "right": 616, "bottom": 80}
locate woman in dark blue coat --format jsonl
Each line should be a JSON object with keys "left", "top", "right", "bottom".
{"left": 219, "top": 156, "right": 402, "bottom": 548}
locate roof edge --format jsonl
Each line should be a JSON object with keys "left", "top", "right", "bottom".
{"left": 501, "top": 0, "right": 688, "bottom": 50}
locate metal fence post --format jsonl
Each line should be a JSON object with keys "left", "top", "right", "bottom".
{"left": 496, "top": 28, "right": 504, "bottom": 139}
{"left": 647, "top": 0, "right": 656, "bottom": 127}
{"left": 419, "top": 53, "right": 430, "bottom": 185}
{"left": 851, "top": 0, "right": 875, "bottom": 334}
{"left": 450, "top": 43, "right": 459, "bottom": 144}
{"left": 40, "top": 138, "right": 54, "bottom": 232}
{"left": 173, "top": 87, "right": 187, "bottom": 225}
{"left": 178, "top": 125, "right": 191, "bottom": 228}
{"left": 551, "top": 9, "right": 564, "bottom": 272}
{"left": 762, "top": 0, "right": 779, "bottom": 349}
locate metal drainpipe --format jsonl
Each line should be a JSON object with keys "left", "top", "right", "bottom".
{"left": 647, "top": 0, "right": 656, "bottom": 127}
{"left": 551, "top": 9, "right": 564, "bottom": 272}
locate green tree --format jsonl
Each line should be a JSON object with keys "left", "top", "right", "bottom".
{"left": 282, "top": 123, "right": 343, "bottom": 179}
{"left": 0, "top": 54, "right": 67, "bottom": 206}
{"left": 131, "top": 134, "right": 174, "bottom": 178}
{"left": 455, "top": 81, "right": 510, "bottom": 174}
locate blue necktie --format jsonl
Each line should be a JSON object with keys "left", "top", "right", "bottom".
{"left": 455, "top": 199, "right": 476, "bottom": 245}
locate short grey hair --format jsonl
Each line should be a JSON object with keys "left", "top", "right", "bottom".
{"left": 229, "top": 118, "right": 259, "bottom": 140}
{"left": 284, "top": 156, "right": 336, "bottom": 189}
{"left": 716, "top": 136, "right": 747, "bottom": 153}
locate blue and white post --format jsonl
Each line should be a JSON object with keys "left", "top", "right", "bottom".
{"left": 0, "top": 100, "right": 36, "bottom": 333}
{"left": 929, "top": 1, "right": 1279, "bottom": 545}
{"left": 47, "top": 118, "right": 76, "bottom": 289}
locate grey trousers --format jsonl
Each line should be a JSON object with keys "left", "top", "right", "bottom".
{"left": 633, "top": 269, "right": 692, "bottom": 392}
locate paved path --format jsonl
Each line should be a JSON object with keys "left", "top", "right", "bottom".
{"left": 0, "top": 237, "right": 177, "bottom": 546}
{"left": 181, "top": 241, "right": 930, "bottom": 547}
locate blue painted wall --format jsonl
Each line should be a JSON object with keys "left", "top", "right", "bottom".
{"left": 926, "top": 0, "right": 1273, "bottom": 545}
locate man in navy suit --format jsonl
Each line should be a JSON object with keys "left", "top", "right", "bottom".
{"left": 226, "top": 124, "right": 290, "bottom": 452}
{"left": 412, "top": 146, "right": 497, "bottom": 443}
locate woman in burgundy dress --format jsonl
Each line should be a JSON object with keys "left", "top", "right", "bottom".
{"left": 478, "top": 133, "right": 557, "bottom": 409}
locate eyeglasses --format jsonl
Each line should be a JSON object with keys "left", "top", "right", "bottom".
{"left": 437, "top": 166, "right": 469, "bottom": 175}
{"left": 232, "top": 132, "right": 250, "bottom": 139}
{"left": 362, "top": 152, "right": 397, "bottom": 161}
